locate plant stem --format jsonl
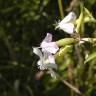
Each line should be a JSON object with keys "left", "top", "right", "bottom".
{"left": 57, "top": 0, "right": 64, "bottom": 19}
{"left": 56, "top": 73, "right": 82, "bottom": 95}
{"left": 75, "top": 2, "right": 84, "bottom": 34}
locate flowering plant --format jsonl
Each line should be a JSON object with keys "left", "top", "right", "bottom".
{"left": 33, "top": 1, "right": 96, "bottom": 95}
{"left": 33, "top": 33, "right": 59, "bottom": 78}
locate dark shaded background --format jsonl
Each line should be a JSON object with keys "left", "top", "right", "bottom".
{"left": 0, "top": 0, "right": 96, "bottom": 96}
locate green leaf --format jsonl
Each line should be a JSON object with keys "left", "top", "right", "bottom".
{"left": 56, "top": 38, "right": 75, "bottom": 47}
{"left": 84, "top": 52, "right": 96, "bottom": 64}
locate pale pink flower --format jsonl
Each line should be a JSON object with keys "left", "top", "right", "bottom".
{"left": 40, "top": 33, "right": 59, "bottom": 54}
{"left": 33, "top": 33, "right": 59, "bottom": 78}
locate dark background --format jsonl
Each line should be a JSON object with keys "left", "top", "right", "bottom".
{"left": 0, "top": 0, "right": 96, "bottom": 96}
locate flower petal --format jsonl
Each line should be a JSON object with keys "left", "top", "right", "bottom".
{"left": 42, "top": 52, "right": 57, "bottom": 69}
{"left": 46, "top": 53, "right": 57, "bottom": 69}
{"left": 37, "top": 60, "right": 46, "bottom": 70}
{"left": 33, "top": 47, "right": 43, "bottom": 59}
{"left": 60, "top": 12, "right": 76, "bottom": 24}
{"left": 55, "top": 12, "right": 76, "bottom": 31}
{"left": 59, "top": 23, "right": 74, "bottom": 34}
{"left": 41, "top": 42, "right": 59, "bottom": 54}
{"left": 42, "top": 33, "right": 52, "bottom": 43}
{"left": 48, "top": 53, "right": 55, "bottom": 64}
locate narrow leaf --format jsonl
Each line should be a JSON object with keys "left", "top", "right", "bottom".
{"left": 84, "top": 52, "right": 96, "bottom": 64}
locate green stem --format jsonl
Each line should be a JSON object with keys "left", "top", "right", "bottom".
{"left": 57, "top": 0, "right": 64, "bottom": 19}
{"left": 75, "top": 2, "right": 84, "bottom": 34}
{"left": 56, "top": 73, "right": 82, "bottom": 95}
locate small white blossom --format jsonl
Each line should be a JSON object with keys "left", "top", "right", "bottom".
{"left": 40, "top": 33, "right": 59, "bottom": 54}
{"left": 33, "top": 33, "right": 59, "bottom": 78}
{"left": 33, "top": 47, "right": 57, "bottom": 78}
{"left": 55, "top": 12, "right": 76, "bottom": 34}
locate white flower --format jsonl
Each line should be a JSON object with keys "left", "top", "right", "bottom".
{"left": 55, "top": 12, "right": 76, "bottom": 34}
{"left": 33, "top": 47, "right": 57, "bottom": 70}
{"left": 40, "top": 33, "right": 59, "bottom": 54}
{"left": 33, "top": 33, "right": 59, "bottom": 78}
{"left": 33, "top": 47, "right": 57, "bottom": 78}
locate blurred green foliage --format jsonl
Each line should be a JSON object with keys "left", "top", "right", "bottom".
{"left": 0, "top": 0, "right": 96, "bottom": 96}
